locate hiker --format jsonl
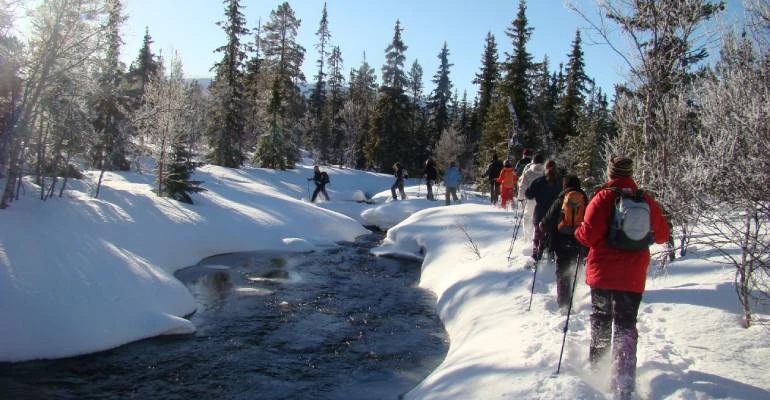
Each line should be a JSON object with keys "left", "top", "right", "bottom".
{"left": 443, "top": 161, "right": 462, "bottom": 205}
{"left": 391, "top": 162, "right": 407, "bottom": 200}
{"left": 423, "top": 158, "right": 438, "bottom": 201}
{"left": 539, "top": 175, "right": 588, "bottom": 314}
{"left": 575, "top": 156, "right": 670, "bottom": 400}
{"left": 517, "top": 152, "right": 545, "bottom": 245}
{"left": 514, "top": 148, "right": 533, "bottom": 178}
{"left": 496, "top": 159, "right": 517, "bottom": 210}
{"left": 525, "top": 159, "right": 561, "bottom": 261}
{"left": 308, "top": 165, "right": 330, "bottom": 202}
{"left": 485, "top": 153, "right": 504, "bottom": 205}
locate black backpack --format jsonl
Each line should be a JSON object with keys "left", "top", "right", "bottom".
{"left": 321, "top": 172, "right": 330, "bottom": 185}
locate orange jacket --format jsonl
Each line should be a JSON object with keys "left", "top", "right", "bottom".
{"left": 575, "top": 177, "right": 670, "bottom": 293}
{"left": 496, "top": 167, "right": 517, "bottom": 189}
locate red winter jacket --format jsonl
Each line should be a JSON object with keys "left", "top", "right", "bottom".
{"left": 575, "top": 177, "right": 670, "bottom": 293}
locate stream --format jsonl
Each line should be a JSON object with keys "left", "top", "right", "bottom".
{"left": 0, "top": 232, "right": 447, "bottom": 399}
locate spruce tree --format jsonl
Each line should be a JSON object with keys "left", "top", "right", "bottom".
{"left": 92, "top": 0, "right": 128, "bottom": 173}
{"left": 310, "top": 2, "right": 330, "bottom": 122}
{"left": 407, "top": 60, "right": 429, "bottom": 166}
{"left": 371, "top": 20, "right": 412, "bottom": 170}
{"left": 207, "top": 0, "right": 249, "bottom": 168}
{"left": 126, "top": 27, "right": 161, "bottom": 110}
{"left": 343, "top": 54, "right": 377, "bottom": 169}
{"left": 326, "top": 45, "right": 345, "bottom": 163}
{"left": 501, "top": 0, "right": 535, "bottom": 148}
{"left": 553, "top": 30, "right": 588, "bottom": 145}
{"left": 427, "top": 42, "right": 453, "bottom": 152}
{"left": 381, "top": 20, "right": 408, "bottom": 90}
{"left": 254, "top": 1, "right": 305, "bottom": 169}
{"left": 473, "top": 32, "right": 499, "bottom": 127}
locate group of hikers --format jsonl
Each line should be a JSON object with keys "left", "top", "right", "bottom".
{"left": 487, "top": 149, "right": 670, "bottom": 400}
{"left": 391, "top": 160, "right": 462, "bottom": 206}
{"left": 307, "top": 159, "right": 464, "bottom": 206}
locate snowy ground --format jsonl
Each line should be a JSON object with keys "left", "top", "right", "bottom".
{"left": 1, "top": 158, "right": 768, "bottom": 399}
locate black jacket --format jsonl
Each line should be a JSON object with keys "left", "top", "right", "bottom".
{"left": 311, "top": 171, "right": 329, "bottom": 186}
{"left": 486, "top": 159, "right": 504, "bottom": 182}
{"left": 424, "top": 164, "right": 438, "bottom": 181}
{"left": 540, "top": 188, "right": 588, "bottom": 251}
{"left": 525, "top": 175, "right": 562, "bottom": 224}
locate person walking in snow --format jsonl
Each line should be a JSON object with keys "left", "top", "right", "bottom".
{"left": 391, "top": 162, "right": 407, "bottom": 200}
{"left": 574, "top": 156, "right": 670, "bottom": 400}
{"left": 443, "top": 161, "right": 462, "bottom": 206}
{"left": 524, "top": 159, "right": 561, "bottom": 261}
{"left": 496, "top": 159, "right": 517, "bottom": 210}
{"left": 485, "top": 153, "right": 504, "bottom": 205}
{"left": 308, "top": 165, "right": 330, "bottom": 202}
{"left": 539, "top": 175, "right": 588, "bottom": 313}
{"left": 517, "top": 152, "right": 545, "bottom": 246}
{"left": 423, "top": 158, "right": 438, "bottom": 201}
{"left": 514, "top": 148, "right": 532, "bottom": 178}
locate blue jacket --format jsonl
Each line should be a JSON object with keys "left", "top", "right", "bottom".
{"left": 443, "top": 166, "right": 462, "bottom": 188}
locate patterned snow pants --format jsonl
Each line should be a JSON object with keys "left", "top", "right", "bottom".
{"left": 589, "top": 288, "right": 643, "bottom": 395}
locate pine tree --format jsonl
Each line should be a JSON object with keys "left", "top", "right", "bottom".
{"left": 126, "top": 27, "right": 161, "bottom": 110}
{"left": 207, "top": 0, "right": 249, "bottom": 168}
{"left": 368, "top": 86, "right": 411, "bottom": 171}
{"left": 255, "top": 1, "right": 305, "bottom": 169}
{"left": 382, "top": 20, "right": 408, "bottom": 90}
{"left": 407, "top": 59, "right": 429, "bottom": 166}
{"left": 473, "top": 32, "right": 499, "bottom": 127}
{"left": 502, "top": 0, "right": 535, "bottom": 148}
{"left": 92, "top": 0, "right": 129, "bottom": 203}
{"left": 553, "top": 30, "right": 588, "bottom": 145}
{"left": 371, "top": 20, "right": 412, "bottom": 170}
{"left": 342, "top": 54, "right": 377, "bottom": 169}
{"left": 530, "top": 56, "right": 558, "bottom": 153}
{"left": 310, "top": 2, "right": 330, "bottom": 122}
{"left": 326, "top": 45, "right": 345, "bottom": 163}
{"left": 427, "top": 42, "right": 453, "bottom": 151}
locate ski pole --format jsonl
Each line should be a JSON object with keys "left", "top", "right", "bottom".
{"left": 418, "top": 177, "right": 422, "bottom": 197}
{"left": 555, "top": 248, "right": 585, "bottom": 374}
{"left": 506, "top": 199, "right": 527, "bottom": 259}
{"left": 527, "top": 255, "right": 540, "bottom": 312}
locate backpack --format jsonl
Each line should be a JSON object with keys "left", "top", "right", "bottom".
{"left": 606, "top": 187, "right": 653, "bottom": 250}
{"left": 557, "top": 190, "right": 586, "bottom": 234}
{"left": 321, "top": 172, "right": 330, "bottom": 185}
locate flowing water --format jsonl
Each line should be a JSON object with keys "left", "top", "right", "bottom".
{"left": 0, "top": 233, "right": 447, "bottom": 399}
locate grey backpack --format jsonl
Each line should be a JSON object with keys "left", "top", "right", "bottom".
{"left": 606, "top": 187, "right": 653, "bottom": 250}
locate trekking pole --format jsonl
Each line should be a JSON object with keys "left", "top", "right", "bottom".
{"left": 417, "top": 177, "right": 422, "bottom": 198}
{"left": 506, "top": 199, "right": 527, "bottom": 259}
{"left": 526, "top": 255, "right": 540, "bottom": 312}
{"left": 555, "top": 249, "right": 585, "bottom": 374}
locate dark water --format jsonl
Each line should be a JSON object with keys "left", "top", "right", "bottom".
{"left": 0, "top": 233, "right": 447, "bottom": 400}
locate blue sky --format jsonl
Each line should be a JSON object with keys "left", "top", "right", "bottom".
{"left": 120, "top": 0, "right": 744, "bottom": 98}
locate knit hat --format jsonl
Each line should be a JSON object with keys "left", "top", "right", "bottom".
{"left": 608, "top": 156, "right": 633, "bottom": 178}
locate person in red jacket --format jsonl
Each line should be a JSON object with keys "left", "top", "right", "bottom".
{"left": 574, "top": 156, "right": 670, "bottom": 400}
{"left": 496, "top": 159, "right": 518, "bottom": 210}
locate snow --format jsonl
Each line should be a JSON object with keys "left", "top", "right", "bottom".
{"left": 1, "top": 158, "right": 768, "bottom": 399}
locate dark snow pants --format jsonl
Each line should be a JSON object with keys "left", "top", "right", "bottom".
{"left": 589, "top": 288, "right": 643, "bottom": 395}
{"left": 426, "top": 179, "right": 435, "bottom": 200}
{"left": 391, "top": 179, "right": 405, "bottom": 200}
{"left": 554, "top": 243, "right": 579, "bottom": 310}
{"left": 490, "top": 180, "right": 500, "bottom": 204}
{"left": 311, "top": 184, "right": 329, "bottom": 202}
